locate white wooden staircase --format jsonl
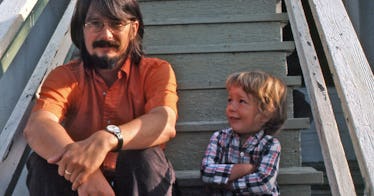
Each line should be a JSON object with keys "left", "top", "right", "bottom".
{"left": 3, "top": 0, "right": 372, "bottom": 195}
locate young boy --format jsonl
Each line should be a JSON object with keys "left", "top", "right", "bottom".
{"left": 201, "top": 71, "right": 287, "bottom": 195}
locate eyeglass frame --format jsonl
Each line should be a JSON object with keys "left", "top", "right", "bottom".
{"left": 84, "top": 19, "right": 133, "bottom": 33}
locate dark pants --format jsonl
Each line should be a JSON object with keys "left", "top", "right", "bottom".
{"left": 26, "top": 147, "right": 177, "bottom": 196}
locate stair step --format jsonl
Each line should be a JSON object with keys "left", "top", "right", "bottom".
{"left": 166, "top": 118, "right": 309, "bottom": 170}
{"left": 144, "top": 42, "right": 295, "bottom": 55}
{"left": 176, "top": 167, "right": 323, "bottom": 186}
{"left": 139, "top": 0, "right": 281, "bottom": 21}
{"left": 176, "top": 118, "right": 309, "bottom": 132}
{"left": 175, "top": 167, "right": 323, "bottom": 195}
{"left": 143, "top": 13, "right": 288, "bottom": 26}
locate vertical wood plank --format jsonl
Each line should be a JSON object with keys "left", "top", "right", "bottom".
{"left": 0, "top": 0, "right": 76, "bottom": 193}
{"left": 0, "top": 0, "right": 38, "bottom": 57}
{"left": 284, "top": 0, "right": 356, "bottom": 195}
{"left": 307, "top": 0, "right": 374, "bottom": 194}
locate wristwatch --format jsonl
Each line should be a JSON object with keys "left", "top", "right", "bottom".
{"left": 105, "top": 125, "right": 123, "bottom": 152}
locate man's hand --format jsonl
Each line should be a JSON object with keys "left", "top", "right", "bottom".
{"left": 48, "top": 130, "right": 117, "bottom": 190}
{"left": 77, "top": 170, "right": 115, "bottom": 196}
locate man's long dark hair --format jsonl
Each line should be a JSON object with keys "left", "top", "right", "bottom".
{"left": 70, "top": 0, "right": 144, "bottom": 68}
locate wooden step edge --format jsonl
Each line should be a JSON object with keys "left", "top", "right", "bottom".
{"left": 144, "top": 41, "right": 295, "bottom": 55}
{"left": 144, "top": 13, "right": 289, "bottom": 26}
{"left": 175, "top": 167, "right": 323, "bottom": 187}
{"left": 176, "top": 118, "right": 310, "bottom": 132}
{"left": 178, "top": 76, "right": 302, "bottom": 90}
{"left": 0, "top": 0, "right": 49, "bottom": 73}
{"left": 0, "top": 0, "right": 75, "bottom": 162}
{"left": 0, "top": 0, "right": 39, "bottom": 57}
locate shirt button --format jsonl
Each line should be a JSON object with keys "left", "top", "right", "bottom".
{"left": 107, "top": 120, "right": 111, "bottom": 124}
{"left": 103, "top": 91, "right": 107, "bottom": 96}
{"left": 240, "top": 152, "right": 244, "bottom": 157}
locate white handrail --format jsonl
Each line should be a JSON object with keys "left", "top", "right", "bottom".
{"left": 308, "top": 0, "right": 374, "bottom": 194}
{"left": 284, "top": 0, "right": 356, "bottom": 195}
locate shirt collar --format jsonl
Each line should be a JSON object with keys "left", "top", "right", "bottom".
{"left": 119, "top": 57, "right": 132, "bottom": 77}
{"left": 233, "top": 129, "right": 265, "bottom": 147}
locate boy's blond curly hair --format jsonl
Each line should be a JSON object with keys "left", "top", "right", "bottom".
{"left": 226, "top": 71, "right": 288, "bottom": 135}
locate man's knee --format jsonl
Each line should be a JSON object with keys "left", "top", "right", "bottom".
{"left": 114, "top": 147, "right": 175, "bottom": 195}
{"left": 26, "top": 153, "right": 77, "bottom": 196}
{"left": 116, "top": 146, "right": 168, "bottom": 170}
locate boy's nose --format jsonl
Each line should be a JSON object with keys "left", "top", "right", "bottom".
{"left": 227, "top": 102, "right": 237, "bottom": 111}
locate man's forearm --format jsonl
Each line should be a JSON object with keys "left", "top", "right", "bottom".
{"left": 118, "top": 106, "right": 177, "bottom": 150}
{"left": 23, "top": 110, "right": 73, "bottom": 160}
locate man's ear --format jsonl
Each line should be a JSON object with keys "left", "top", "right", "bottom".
{"left": 131, "top": 21, "right": 139, "bottom": 39}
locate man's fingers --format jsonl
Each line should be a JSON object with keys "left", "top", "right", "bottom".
{"left": 72, "top": 172, "right": 87, "bottom": 191}
{"left": 47, "top": 150, "right": 64, "bottom": 164}
{"left": 57, "top": 163, "right": 66, "bottom": 176}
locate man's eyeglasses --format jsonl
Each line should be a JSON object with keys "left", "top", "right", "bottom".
{"left": 84, "top": 20, "right": 132, "bottom": 33}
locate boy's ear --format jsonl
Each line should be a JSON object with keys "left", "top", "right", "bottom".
{"left": 258, "top": 112, "right": 271, "bottom": 125}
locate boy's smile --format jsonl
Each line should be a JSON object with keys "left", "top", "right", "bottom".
{"left": 226, "top": 86, "right": 269, "bottom": 135}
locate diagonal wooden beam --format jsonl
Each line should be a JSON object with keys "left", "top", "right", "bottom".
{"left": 284, "top": 0, "right": 356, "bottom": 195}
{"left": 307, "top": 0, "right": 374, "bottom": 194}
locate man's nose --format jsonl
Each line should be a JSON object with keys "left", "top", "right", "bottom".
{"left": 99, "top": 25, "right": 115, "bottom": 39}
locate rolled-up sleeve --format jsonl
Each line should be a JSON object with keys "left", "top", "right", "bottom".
{"left": 201, "top": 131, "right": 234, "bottom": 185}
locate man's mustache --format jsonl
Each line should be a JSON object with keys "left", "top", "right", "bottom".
{"left": 93, "top": 40, "right": 120, "bottom": 48}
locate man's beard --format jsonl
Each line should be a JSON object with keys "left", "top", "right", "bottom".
{"left": 89, "top": 40, "right": 126, "bottom": 69}
{"left": 90, "top": 54, "right": 121, "bottom": 69}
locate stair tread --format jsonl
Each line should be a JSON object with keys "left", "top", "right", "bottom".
{"left": 176, "top": 118, "right": 310, "bottom": 131}
{"left": 176, "top": 167, "right": 324, "bottom": 186}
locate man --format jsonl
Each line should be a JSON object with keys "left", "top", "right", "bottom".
{"left": 23, "top": 0, "right": 178, "bottom": 195}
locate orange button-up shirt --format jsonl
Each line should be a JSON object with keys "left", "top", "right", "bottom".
{"left": 33, "top": 57, "right": 178, "bottom": 169}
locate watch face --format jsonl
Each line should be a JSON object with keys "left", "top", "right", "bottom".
{"left": 107, "top": 125, "right": 120, "bottom": 133}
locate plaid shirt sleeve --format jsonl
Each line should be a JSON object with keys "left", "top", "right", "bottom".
{"left": 231, "top": 137, "right": 281, "bottom": 195}
{"left": 201, "top": 131, "right": 234, "bottom": 185}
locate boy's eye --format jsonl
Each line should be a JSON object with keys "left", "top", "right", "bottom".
{"left": 227, "top": 98, "right": 232, "bottom": 103}
{"left": 239, "top": 99, "right": 247, "bottom": 104}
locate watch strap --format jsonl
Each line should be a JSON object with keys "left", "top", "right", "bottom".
{"left": 106, "top": 125, "right": 123, "bottom": 152}
{"left": 113, "top": 131, "right": 123, "bottom": 152}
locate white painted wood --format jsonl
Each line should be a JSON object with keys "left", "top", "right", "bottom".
{"left": 0, "top": 0, "right": 76, "bottom": 193}
{"left": 0, "top": 0, "right": 38, "bottom": 57}
{"left": 307, "top": 0, "right": 374, "bottom": 194}
{"left": 11, "top": 160, "right": 29, "bottom": 196}
{"left": 176, "top": 118, "right": 309, "bottom": 132}
{"left": 156, "top": 52, "right": 289, "bottom": 85}
{"left": 140, "top": 0, "right": 279, "bottom": 21}
{"left": 176, "top": 167, "right": 323, "bottom": 186}
{"left": 144, "top": 23, "right": 283, "bottom": 46}
{"left": 0, "top": 0, "right": 75, "bottom": 161}
{"left": 0, "top": 128, "right": 28, "bottom": 195}
{"left": 285, "top": 0, "right": 356, "bottom": 194}
{"left": 145, "top": 41, "right": 295, "bottom": 55}
{"left": 178, "top": 76, "right": 301, "bottom": 90}
{"left": 143, "top": 13, "right": 288, "bottom": 26}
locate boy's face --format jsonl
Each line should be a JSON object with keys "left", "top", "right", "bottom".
{"left": 226, "top": 86, "right": 269, "bottom": 135}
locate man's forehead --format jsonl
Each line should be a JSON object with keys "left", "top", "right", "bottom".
{"left": 86, "top": 5, "right": 103, "bottom": 19}
{"left": 85, "top": 4, "right": 123, "bottom": 21}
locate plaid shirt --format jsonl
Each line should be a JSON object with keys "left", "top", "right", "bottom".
{"left": 201, "top": 128, "right": 281, "bottom": 195}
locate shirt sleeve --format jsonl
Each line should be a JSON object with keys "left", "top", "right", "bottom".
{"left": 32, "top": 65, "right": 77, "bottom": 122}
{"left": 143, "top": 59, "right": 178, "bottom": 115}
{"left": 201, "top": 131, "right": 234, "bottom": 185}
{"left": 231, "top": 138, "right": 281, "bottom": 195}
